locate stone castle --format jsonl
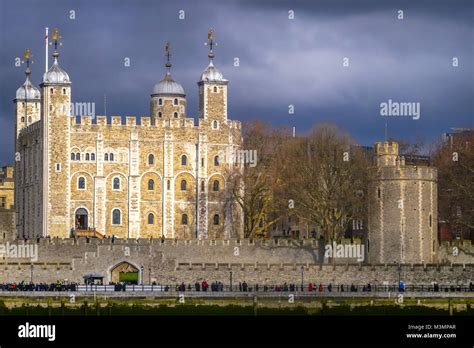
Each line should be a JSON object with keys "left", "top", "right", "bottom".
{"left": 368, "top": 142, "right": 438, "bottom": 264}
{"left": 13, "top": 31, "right": 243, "bottom": 241}
{"left": 1, "top": 29, "right": 472, "bottom": 285}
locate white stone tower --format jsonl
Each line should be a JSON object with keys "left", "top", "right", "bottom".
{"left": 368, "top": 141, "right": 438, "bottom": 264}
{"left": 40, "top": 29, "right": 72, "bottom": 237}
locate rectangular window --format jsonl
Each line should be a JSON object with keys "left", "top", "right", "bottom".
{"left": 0, "top": 197, "right": 6, "bottom": 208}
{"left": 55, "top": 163, "right": 61, "bottom": 172}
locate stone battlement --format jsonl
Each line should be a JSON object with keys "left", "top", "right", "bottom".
{"left": 6, "top": 237, "right": 472, "bottom": 253}
{"left": 18, "top": 120, "right": 41, "bottom": 137}
{"left": 71, "top": 115, "right": 242, "bottom": 130}
{"left": 372, "top": 164, "right": 437, "bottom": 181}
{"left": 375, "top": 141, "right": 399, "bottom": 156}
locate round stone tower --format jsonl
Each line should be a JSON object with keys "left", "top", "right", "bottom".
{"left": 150, "top": 43, "right": 186, "bottom": 124}
{"left": 368, "top": 141, "right": 438, "bottom": 264}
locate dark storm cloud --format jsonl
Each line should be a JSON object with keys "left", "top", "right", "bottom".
{"left": 0, "top": 0, "right": 472, "bottom": 164}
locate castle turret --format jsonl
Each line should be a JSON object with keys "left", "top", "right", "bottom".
{"left": 14, "top": 50, "right": 41, "bottom": 238}
{"left": 368, "top": 141, "right": 438, "bottom": 264}
{"left": 150, "top": 42, "right": 186, "bottom": 124}
{"left": 375, "top": 141, "right": 398, "bottom": 167}
{"left": 198, "top": 28, "right": 228, "bottom": 125}
{"left": 40, "top": 29, "right": 72, "bottom": 237}
{"left": 14, "top": 50, "right": 41, "bottom": 135}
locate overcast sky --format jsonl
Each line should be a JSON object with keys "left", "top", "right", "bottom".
{"left": 0, "top": 0, "right": 472, "bottom": 164}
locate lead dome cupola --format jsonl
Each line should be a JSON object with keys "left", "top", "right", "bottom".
{"left": 15, "top": 49, "right": 41, "bottom": 100}
{"left": 42, "top": 29, "right": 70, "bottom": 85}
{"left": 199, "top": 28, "right": 227, "bottom": 83}
{"left": 16, "top": 67, "right": 41, "bottom": 100}
{"left": 152, "top": 42, "right": 185, "bottom": 97}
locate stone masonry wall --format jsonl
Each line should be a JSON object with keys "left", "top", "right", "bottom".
{"left": 0, "top": 238, "right": 472, "bottom": 285}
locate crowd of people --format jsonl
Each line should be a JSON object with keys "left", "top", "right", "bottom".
{"left": 0, "top": 281, "right": 78, "bottom": 291}
{"left": 0, "top": 280, "right": 473, "bottom": 293}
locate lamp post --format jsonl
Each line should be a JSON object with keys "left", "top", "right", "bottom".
{"left": 301, "top": 266, "right": 304, "bottom": 291}
{"left": 148, "top": 266, "right": 151, "bottom": 285}
{"left": 30, "top": 263, "right": 33, "bottom": 284}
{"left": 398, "top": 263, "right": 401, "bottom": 291}
{"left": 140, "top": 266, "right": 144, "bottom": 285}
{"left": 229, "top": 271, "right": 233, "bottom": 292}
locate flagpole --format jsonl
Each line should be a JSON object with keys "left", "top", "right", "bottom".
{"left": 45, "top": 27, "right": 49, "bottom": 72}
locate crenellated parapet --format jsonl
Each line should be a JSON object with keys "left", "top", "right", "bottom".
{"left": 18, "top": 120, "right": 42, "bottom": 137}
{"left": 69, "top": 115, "right": 242, "bottom": 131}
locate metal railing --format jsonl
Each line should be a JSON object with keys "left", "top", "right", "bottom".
{"left": 1, "top": 283, "right": 473, "bottom": 293}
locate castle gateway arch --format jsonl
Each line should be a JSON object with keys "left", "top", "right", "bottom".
{"left": 110, "top": 261, "right": 140, "bottom": 284}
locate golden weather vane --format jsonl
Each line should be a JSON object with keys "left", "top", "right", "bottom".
{"left": 49, "top": 28, "right": 63, "bottom": 50}
{"left": 21, "top": 49, "right": 34, "bottom": 66}
{"left": 205, "top": 28, "right": 217, "bottom": 57}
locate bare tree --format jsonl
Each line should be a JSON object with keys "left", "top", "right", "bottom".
{"left": 282, "top": 124, "right": 368, "bottom": 243}
{"left": 433, "top": 132, "right": 474, "bottom": 235}
{"left": 226, "top": 121, "right": 287, "bottom": 239}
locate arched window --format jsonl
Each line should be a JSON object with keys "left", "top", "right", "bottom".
{"left": 158, "top": 98, "right": 163, "bottom": 105}
{"left": 213, "top": 180, "right": 219, "bottom": 191}
{"left": 148, "top": 154, "right": 154, "bottom": 165}
{"left": 71, "top": 153, "right": 76, "bottom": 161}
{"left": 104, "top": 153, "right": 109, "bottom": 161}
{"left": 78, "top": 177, "right": 86, "bottom": 190}
{"left": 213, "top": 214, "right": 219, "bottom": 225}
{"left": 85, "top": 153, "right": 90, "bottom": 161}
{"left": 112, "top": 209, "right": 121, "bottom": 225}
{"left": 167, "top": 180, "right": 170, "bottom": 190}
{"left": 158, "top": 112, "right": 162, "bottom": 118}
{"left": 148, "top": 179, "right": 154, "bottom": 190}
{"left": 21, "top": 117, "right": 25, "bottom": 122}
{"left": 214, "top": 155, "right": 219, "bottom": 166}
{"left": 62, "top": 88, "right": 66, "bottom": 95}
{"left": 50, "top": 88, "right": 53, "bottom": 94}
{"left": 181, "top": 155, "right": 187, "bottom": 166}
{"left": 113, "top": 177, "right": 121, "bottom": 190}
{"left": 213, "top": 86, "right": 217, "bottom": 92}
{"left": 201, "top": 181, "right": 205, "bottom": 191}
{"left": 91, "top": 153, "right": 95, "bottom": 161}
{"left": 173, "top": 112, "right": 178, "bottom": 118}
{"left": 174, "top": 98, "right": 178, "bottom": 105}
{"left": 109, "top": 153, "right": 114, "bottom": 161}
{"left": 377, "top": 187, "right": 381, "bottom": 198}
{"left": 148, "top": 213, "right": 154, "bottom": 225}
{"left": 181, "top": 179, "right": 187, "bottom": 191}
{"left": 28, "top": 116, "right": 32, "bottom": 123}
{"left": 213, "top": 120, "right": 218, "bottom": 129}
{"left": 182, "top": 214, "right": 188, "bottom": 225}
{"left": 76, "top": 153, "right": 81, "bottom": 161}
